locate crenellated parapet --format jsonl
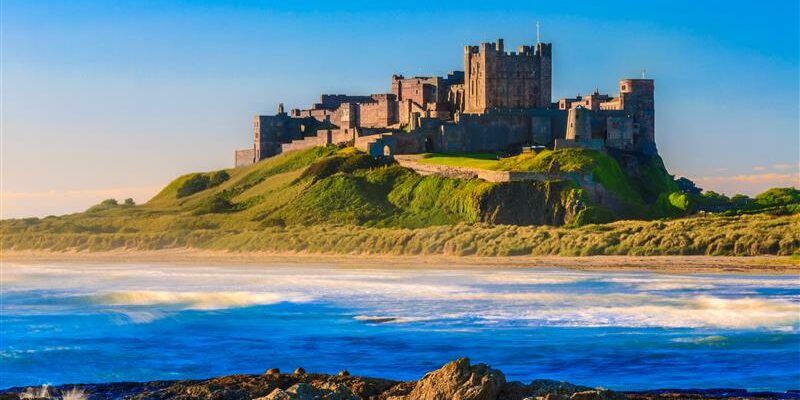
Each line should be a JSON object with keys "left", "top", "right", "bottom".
{"left": 234, "top": 36, "right": 658, "bottom": 167}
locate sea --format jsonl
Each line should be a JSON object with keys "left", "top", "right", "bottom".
{"left": 1, "top": 262, "right": 799, "bottom": 391}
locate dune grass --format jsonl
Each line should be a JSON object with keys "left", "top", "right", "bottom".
{"left": 2, "top": 213, "right": 797, "bottom": 256}
{"left": 3, "top": 145, "right": 797, "bottom": 257}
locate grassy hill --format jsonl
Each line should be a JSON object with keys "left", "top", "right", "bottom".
{"left": 2, "top": 146, "right": 798, "bottom": 256}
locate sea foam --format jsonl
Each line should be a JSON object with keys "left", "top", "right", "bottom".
{"left": 89, "top": 290, "right": 311, "bottom": 310}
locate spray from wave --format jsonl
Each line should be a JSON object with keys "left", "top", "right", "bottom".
{"left": 88, "top": 290, "right": 312, "bottom": 310}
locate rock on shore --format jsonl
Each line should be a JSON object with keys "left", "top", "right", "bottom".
{"left": 2, "top": 358, "right": 795, "bottom": 400}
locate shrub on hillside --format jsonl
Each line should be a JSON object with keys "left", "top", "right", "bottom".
{"left": 755, "top": 187, "right": 800, "bottom": 207}
{"left": 176, "top": 170, "right": 230, "bottom": 198}
{"left": 192, "top": 194, "right": 234, "bottom": 215}
{"left": 209, "top": 170, "right": 230, "bottom": 186}
{"left": 86, "top": 198, "right": 119, "bottom": 213}
{"left": 299, "top": 151, "right": 384, "bottom": 182}
{"left": 299, "top": 156, "right": 346, "bottom": 181}
{"left": 573, "top": 206, "right": 615, "bottom": 226}
{"left": 652, "top": 192, "right": 690, "bottom": 218}
{"left": 177, "top": 174, "right": 211, "bottom": 198}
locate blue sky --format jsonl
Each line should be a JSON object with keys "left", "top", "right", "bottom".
{"left": 2, "top": 0, "right": 799, "bottom": 217}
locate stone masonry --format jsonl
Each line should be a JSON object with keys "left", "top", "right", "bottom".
{"left": 234, "top": 35, "right": 657, "bottom": 167}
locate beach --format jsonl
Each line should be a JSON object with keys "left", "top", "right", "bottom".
{"left": 3, "top": 249, "right": 798, "bottom": 274}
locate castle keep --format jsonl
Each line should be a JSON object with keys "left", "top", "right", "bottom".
{"left": 235, "top": 37, "right": 656, "bottom": 167}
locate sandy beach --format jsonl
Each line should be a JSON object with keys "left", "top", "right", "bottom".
{"left": 2, "top": 249, "right": 798, "bottom": 274}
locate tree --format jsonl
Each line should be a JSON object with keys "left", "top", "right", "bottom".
{"left": 730, "top": 194, "right": 751, "bottom": 206}
{"left": 754, "top": 187, "right": 800, "bottom": 207}
{"left": 675, "top": 177, "right": 701, "bottom": 195}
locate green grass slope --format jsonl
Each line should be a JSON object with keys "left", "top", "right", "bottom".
{"left": 418, "top": 149, "right": 645, "bottom": 206}
{"left": 2, "top": 146, "right": 798, "bottom": 256}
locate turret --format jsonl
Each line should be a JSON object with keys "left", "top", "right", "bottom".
{"left": 565, "top": 106, "right": 592, "bottom": 141}
{"left": 618, "top": 79, "right": 655, "bottom": 154}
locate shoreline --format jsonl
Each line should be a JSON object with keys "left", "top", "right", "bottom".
{"left": 2, "top": 249, "right": 798, "bottom": 274}
{"left": 3, "top": 358, "right": 797, "bottom": 400}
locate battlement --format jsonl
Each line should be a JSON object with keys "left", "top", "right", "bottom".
{"left": 464, "top": 38, "right": 553, "bottom": 113}
{"left": 465, "top": 39, "right": 551, "bottom": 58}
{"left": 619, "top": 79, "right": 654, "bottom": 93}
{"left": 236, "top": 35, "right": 659, "bottom": 167}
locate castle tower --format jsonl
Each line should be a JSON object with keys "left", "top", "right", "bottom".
{"left": 618, "top": 79, "right": 655, "bottom": 154}
{"left": 463, "top": 39, "right": 552, "bottom": 114}
{"left": 536, "top": 42, "right": 552, "bottom": 110}
{"left": 565, "top": 106, "right": 592, "bottom": 141}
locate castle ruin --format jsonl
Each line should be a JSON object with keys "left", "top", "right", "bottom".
{"left": 234, "top": 37, "right": 656, "bottom": 167}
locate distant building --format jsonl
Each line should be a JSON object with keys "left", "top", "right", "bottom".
{"left": 235, "top": 37, "right": 657, "bottom": 165}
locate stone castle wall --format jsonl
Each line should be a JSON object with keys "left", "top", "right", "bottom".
{"left": 236, "top": 37, "right": 657, "bottom": 166}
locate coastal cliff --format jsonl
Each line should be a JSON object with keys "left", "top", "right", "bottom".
{"left": 4, "top": 358, "right": 795, "bottom": 400}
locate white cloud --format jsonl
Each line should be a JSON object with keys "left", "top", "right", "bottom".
{"left": 691, "top": 173, "right": 800, "bottom": 196}
{"left": 752, "top": 166, "right": 766, "bottom": 171}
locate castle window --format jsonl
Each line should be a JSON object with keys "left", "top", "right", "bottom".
{"left": 622, "top": 85, "right": 627, "bottom": 91}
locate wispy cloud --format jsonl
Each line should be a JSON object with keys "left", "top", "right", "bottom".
{"left": 772, "top": 163, "right": 799, "bottom": 171}
{"left": 691, "top": 173, "right": 799, "bottom": 196}
{"left": 752, "top": 166, "right": 766, "bottom": 171}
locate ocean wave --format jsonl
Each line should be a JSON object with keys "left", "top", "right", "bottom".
{"left": 511, "top": 295, "right": 800, "bottom": 329}
{"left": 1, "top": 346, "right": 80, "bottom": 359}
{"left": 671, "top": 335, "right": 728, "bottom": 344}
{"left": 609, "top": 275, "right": 800, "bottom": 291}
{"left": 353, "top": 315, "right": 432, "bottom": 324}
{"left": 88, "top": 290, "right": 312, "bottom": 310}
{"left": 477, "top": 272, "right": 591, "bottom": 285}
{"left": 352, "top": 294, "right": 800, "bottom": 330}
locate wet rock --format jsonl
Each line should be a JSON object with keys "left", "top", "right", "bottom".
{"left": 256, "top": 382, "right": 358, "bottom": 400}
{"left": 569, "top": 389, "right": 626, "bottom": 400}
{"left": 528, "top": 379, "right": 592, "bottom": 398}
{"left": 1, "top": 359, "right": 786, "bottom": 400}
{"left": 378, "top": 382, "right": 416, "bottom": 400}
{"left": 406, "top": 358, "right": 505, "bottom": 400}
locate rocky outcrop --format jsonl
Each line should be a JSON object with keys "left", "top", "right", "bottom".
{"left": 477, "top": 181, "right": 584, "bottom": 226}
{"left": 255, "top": 382, "right": 359, "bottom": 400}
{"left": 1, "top": 359, "right": 793, "bottom": 400}
{"left": 405, "top": 358, "right": 505, "bottom": 400}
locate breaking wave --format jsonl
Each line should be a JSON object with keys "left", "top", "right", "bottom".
{"left": 353, "top": 293, "right": 799, "bottom": 330}
{"left": 88, "top": 290, "right": 312, "bottom": 310}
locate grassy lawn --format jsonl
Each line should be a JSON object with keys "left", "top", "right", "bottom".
{"left": 418, "top": 153, "right": 501, "bottom": 170}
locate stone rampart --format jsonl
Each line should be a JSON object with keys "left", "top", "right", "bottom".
{"left": 234, "top": 148, "right": 255, "bottom": 168}
{"left": 393, "top": 155, "right": 582, "bottom": 183}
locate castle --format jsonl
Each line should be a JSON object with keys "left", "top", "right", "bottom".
{"left": 234, "top": 37, "right": 656, "bottom": 167}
